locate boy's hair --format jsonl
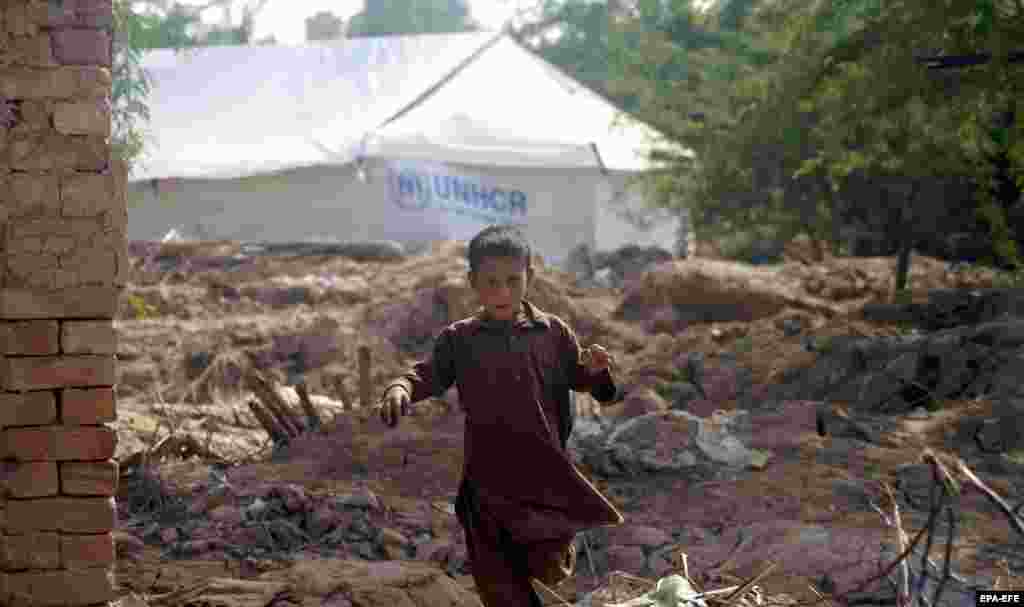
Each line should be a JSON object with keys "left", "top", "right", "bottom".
{"left": 467, "top": 225, "right": 532, "bottom": 275}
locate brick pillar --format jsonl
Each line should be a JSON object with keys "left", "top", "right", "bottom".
{"left": 1, "top": 1, "right": 125, "bottom": 605}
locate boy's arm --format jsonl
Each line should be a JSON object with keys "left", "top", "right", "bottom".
{"left": 560, "top": 321, "right": 617, "bottom": 404}
{"left": 382, "top": 326, "right": 457, "bottom": 403}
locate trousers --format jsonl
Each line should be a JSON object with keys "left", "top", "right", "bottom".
{"left": 456, "top": 478, "right": 577, "bottom": 607}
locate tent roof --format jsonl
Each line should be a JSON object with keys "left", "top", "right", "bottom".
{"left": 130, "top": 31, "right": 688, "bottom": 182}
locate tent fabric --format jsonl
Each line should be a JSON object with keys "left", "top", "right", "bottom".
{"left": 130, "top": 32, "right": 683, "bottom": 182}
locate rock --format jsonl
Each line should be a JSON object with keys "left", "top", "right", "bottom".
{"left": 246, "top": 497, "right": 269, "bottom": 520}
{"left": 346, "top": 516, "right": 376, "bottom": 541}
{"left": 593, "top": 267, "right": 616, "bottom": 288}
{"left": 337, "top": 488, "right": 382, "bottom": 511}
{"left": 415, "top": 540, "right": 454, "bottom": 564}
{"left": 266, "top": 518, "right": 308, "bottom": 550}
{"left": 113, "top": 531, "right": 145, "bottom": 560}
{"left": 907, "top": 406, "right": 931, "bottom": 420}
{"left": 781, "top": 318, "right": 804, "bottom": 336}
{"left": 272, "top": 484, "right": 311, "bottom": 514}
{"left": 605, "top": 545, "right": 647, "bottom": 574}
{"left": 378, "top": 526, "right": 411, "bottom": 560}
{"left": 669, "top": 382, "right": 701, "bottom": 410}
{"left": 308, "top": 504, "right": 353, "bottom": 538}
{"left": 209, "top": 505, "right": 244, "bottom": 526}
{"left": 816, "top": 403, "right": 880, "bottom": 444}
{"left": 621, "top": 388, "right": 669, "bottom": 418}
{"left": 694, "top": 412, "right": 763, "bottom": 468}
{"left": 271, "top": 558, "right": 481, "bottom": 605}
{"left": 159, "top": 527, "right": 179, "bottom": 543}
{"left": 858, "top": 351, "right": 919, "bottom": 411}
{"left": 565, "top": 243, "right": 596, "bottom": 279}
{"left": 606, "top": 525, "right": 673, "bottom": 549}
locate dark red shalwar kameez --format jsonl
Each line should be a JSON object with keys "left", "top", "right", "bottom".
{"left": 385, "top": 299, "right": 624, "bottom": 607}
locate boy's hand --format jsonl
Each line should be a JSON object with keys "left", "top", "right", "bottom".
{"left": 378, "top": 386, "right": 409, "bottom": 428}
{"left": 581, "top": 344, "right": 614, "bottom": 375}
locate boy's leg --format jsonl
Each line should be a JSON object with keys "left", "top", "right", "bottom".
{"left": 462, "top": 504, "right": 544, "bottom": 607}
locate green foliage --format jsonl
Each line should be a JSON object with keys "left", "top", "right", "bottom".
{"left": 112, "top": 0, "right": 154, "bottom": 172}
{"left": 347, "top": 0, "right": 477, "bottom": 37}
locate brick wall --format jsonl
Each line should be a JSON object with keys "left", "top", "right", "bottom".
{"left": 1, "top": 1, "right": 124, "bottom": 605}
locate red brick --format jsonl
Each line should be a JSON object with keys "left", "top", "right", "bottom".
{"left": 61, "top": 387, "right": 115, "bottom": 424}
{"left": 60, "top": 460, "right": 117, "bottom": 496}
{"left": 5, "top": 496, "right": 116, "bottom": 533}
{"left": 2, "top": 461, "right": 59, "bottom": 497}
{"left": 0, "top": 532, "right": 60, "bottom": 570}
{"left": 5, "top": 567, "right": 115, "bottom": 606}
{"left": 3, "top": 426, "right": 116, "bottom": 461}
{"left": 60, "top": 532, "right": 115, "bottom": 569}
{"left": 0, "top": 286, "right": 120, "bottom": 319}
{"left": 51, "top": 28, "right": 111, "bottom": 67}
{"left": 1, "top": 355, "right": 115, "bottom": 390}
{"left": 1, "top": 321, "right": 60, "bottom": 355}
{"left": 60, "top": 320, "right": 116, "bottom": 354}
{"left": 0, "top": 391, "right": 57, "bottom": 427}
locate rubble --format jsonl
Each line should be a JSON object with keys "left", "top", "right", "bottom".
{"left": 111, "top": 240, "right": 1024, "bottom": 606}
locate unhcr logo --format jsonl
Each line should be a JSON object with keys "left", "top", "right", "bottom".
{"left": 390, "top": 167, "right": 528, "bottom": 217}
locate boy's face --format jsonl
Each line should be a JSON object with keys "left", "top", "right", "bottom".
{"left": 469, "top": 255, "right": 533, "bottom": 321}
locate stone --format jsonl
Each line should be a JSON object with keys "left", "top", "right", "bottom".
{"left": 0, "top": 286, "right": 120, "bottom": 319}
{"left": 61, "top": 387, "right": 116, "bottom": 424}
{"left": 0, "top": 66, "right": 77, "bottom": 99}
{"left": 671, "top": 383, "right": 704, "bottom": 412}
{"left": 9, "top": 173, "right": 60, "bottom": 217}
{"left": 209, "top": 505, "right": 245, "bottom": 526}
{"left": 8, "top": 132, "right": 108, "bottom": 171}
{"left": 51, "top": 99, "right": 108, "bottom": 135}
{"left": 5, "top": 567, "right": 115, "bottom": 606}
{"left": 695, "top": 414, "right": 761, "bottom": 467}
{"left": 605, "top": 545, "right": 646, "bottom": 574}
{"left": 858, "top": 351, "right": 918, "bottom": 410}
{"left": 60, "top": 460, "right": 118, "bottom": 495}
{"left": 0, "top": 391, "right": 57, "bottom": 427}
{"left": 2, "top": 426, "right": 117, "bottom": 461}
{"left": 621, "top": 387, "right": 669, "bottom": 419}
{"left": 51, "top": 28, "right": 111, "bottom": 66}
{"left": 3, "top": 461, "right": 59, "bottom": 497}
{"left": 159, "top": 527, "right": 179, "bottom": 543}
{"left": 60, "top": 532, "right": 115, "bottom": 569}
{"left": 0, "top": 531, "right": 60, "bottom": 570}
{"left": 5, "top": 496, "right": 117, "bottom": 533}
{"left": 336, "top": 488, "right": 381, "bottom": 511}
{"left": 11, "top": 32, "right": 56, "bottom": 67}
{"left": 606, "top": 525, "right": 673, "bottom": 549}
{"left": 60, "top": 172, "right": 117, "bottom": 216}
{"left": 1, "top": 355, "right": 115, "bottom": 390}
{"left": 1, "top": 320, "right": 59, "bottom": 355}
{"left": 60, "top": 320, "right": 116, "bottom": 354}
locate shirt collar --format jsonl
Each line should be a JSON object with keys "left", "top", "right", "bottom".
{"left": 469, "top": 299, "right": 551, "bottom": 334}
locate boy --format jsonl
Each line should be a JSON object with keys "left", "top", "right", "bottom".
{"left": 378, "top": 225, "right": 624, "bottom": 607}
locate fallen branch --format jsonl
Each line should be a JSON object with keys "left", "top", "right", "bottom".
{"left": 248, "top": 399, "right": 290, "bottom": 446}
{"left": 246, "top": 371, "right": 304, "bottom": 437}
{"left": 295, "top": 382, "right": 324, "bottom": 431}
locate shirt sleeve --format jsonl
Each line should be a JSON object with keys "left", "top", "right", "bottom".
{"left": 383, "top": 325, "right": 457, "bottom": 404}
{"left": 560, "top": 319, "right": 617, "bottom": 403}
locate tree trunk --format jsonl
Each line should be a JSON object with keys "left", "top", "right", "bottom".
{"left": 894, "top": 238, "right": 914, "bottom": 296}
{"left": 893, "top": 180, "right": 922, "bottom": 299}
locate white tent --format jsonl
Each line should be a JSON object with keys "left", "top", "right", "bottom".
{"left": 127, "top": 31, "right": 693, "bottom": 264}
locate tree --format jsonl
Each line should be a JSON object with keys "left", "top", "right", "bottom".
{"left": 112, "top": 0, "right": 155, "bottom": 171}
{"left": 346, "top": 0, "right": 478, "bottom": 37}
{"left": 640, "top": 0, "right": 1024, "bottom": 292}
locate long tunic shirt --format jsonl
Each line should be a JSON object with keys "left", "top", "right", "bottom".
{"left": 385, "top": 299, "right": 624, "bottom": 543}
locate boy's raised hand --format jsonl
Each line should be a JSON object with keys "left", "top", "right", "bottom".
{"left": 581, "top": 344, "right": 615, "bottom": 375}
{"left": 379, "top": 386, "right": 409, "bottom": 428}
